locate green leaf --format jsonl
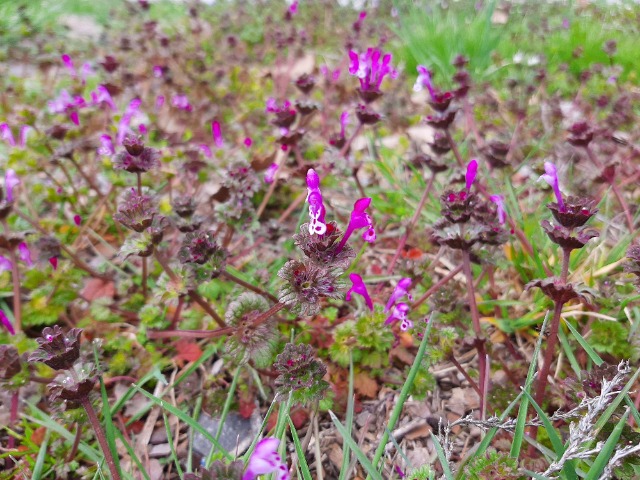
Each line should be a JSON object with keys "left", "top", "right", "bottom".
{"left": 288, "top": 415, "right": 313, "bottom": 480}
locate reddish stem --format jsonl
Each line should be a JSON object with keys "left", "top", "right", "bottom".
{"left": 412, "top": 265, "right": 463, "bottom": 308}
{"left": 80, "top": 396, "right": 122, "bottom": 480}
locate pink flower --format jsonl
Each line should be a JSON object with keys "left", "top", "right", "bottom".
{"left": 242, "top": 438, "right": 289, "bottom": 480}
{"left": 212, "top": 120, "right": 224, "bottom": 148}
{"left": 346, "top": 273, "right": 373, "bottom": 311}
{"left": 117, "top": 99, "right": 143, "bottom": 144}
{"left": 265, "top": 163, "right": 279, "bottom": 184}
{"left": 155, "top": 95, "right": 165, "bottom": 111}
{"left": 414, "top": 65, "right": 436, "bottom": 97}
{"left": 153, "top": 65, "right": 164, "bottom": 78}
{"left": 98, "top": 135, "right": 115, "bottom": 156}
{"left": 336, "top": 197, "right": 376, "bottom": 253}
{"left": 69, "top": 111, "right": 79, "bottom": 125}
{"left": 80, "top": 62, "right": 93, "bottom": 84}
{"left": 0, "top": 255, "right": 12, "bottom": 272}
{"left": 19, "top": 125, "right": 32, "bottom": 148}
{"left": 0, "top": 123, "right": 15, "bottom": 147}
{"left": 18, "top": 242, "right": 33, "bottom": 267}
{"left": 490, "top": 194, "right": 507, "bottom": 224}
{"left": 244, "top": 137, "right": 253, "bottom": 148}
{"left": 348, "top": 48, "right": 398, "bottom": 92}
{"left": 5, "top": 169, "right": 20, "bottom": 202}
{"left": 90, "top": 85, "right": 116, "bottom": 110}
{"left": 288, "top": 1, "right": 298, "bottom": 15}
{"left": 199, "top": 144, "right": 212, "bottom": 158}
{"left": 49, "top": 257, "right": 58, "bottom": 270}
{"left": 138, "top": 124, "right": 147, "bottom": 135}
{"left": 171, "top": 94, "right": 192, "bottom": 112}
{"left": 384, "top": 278, "right": 413, "bottom": 312}
{"left": 384, "top": 302, "right": 412, "bottom": 331}
{"left": 539, "top": 161, "right": 565, "bottom": 212}
{"left": 340, "top": 111, "right": 349, "bottom": 138}
{"left": 74, "top": 215, "right": 82, "bottom": 226}
{"left": 61, "top": 54, "right": 75, "bottom": 76}
{"left": 0, "top": 310, "right": 14, "bottom": 336}
{"left": 306, "top": 169, "right": 327, "bottom": 235}
{"left": 465, "top": 159, "right": 478, "bottom": 190}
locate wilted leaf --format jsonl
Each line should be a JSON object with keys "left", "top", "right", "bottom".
{"left": 354, "top": 371, "right": 379, "bottom": 398}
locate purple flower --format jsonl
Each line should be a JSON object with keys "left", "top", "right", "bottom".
{"left": 69, "top": 111, "right": 79, "bottom": 126}
{"left": 384, "top": 277, "right": 413, "bottom": 312}
{"left": 80, "top": 62, "right": 93, "bottom": 84}
{"left": 0, "top": 310, "right": 14, "bottom": 336}
{"left": 244, "top": 137, "right": 253, "bottom": 148}
{"left": 90, "top": 85, "right": 116, "bottom": 110}
{"left": 5, "top": 169, "right": 20, "bottom": 202}
{"left": 346, "top": 273, "right": 373, "bottom": 311}
{"left": 61, "top": 54, "right": 75, "bottom": 76}
{"left": 306, "top": 169, "right": 327, "bottom": 235}
{"left": 0, "top": 255, "right": 12, "bottom": 272}
{"left": 155, "top": 95, "right": 165, "bottom": 111}
{"left": 212, "top": 120, "right": 224, "bottom": 148}
{"left": 340, "top": 111, "right": 349, "bottom": 138}
{"left": 348, "top": 48, "right": 398, "bottom": 92}
{"left": 0, "top": 123, "right": 15, "bottom": 147}
{"left": 490, "top": 194, "right": 507, "bottom": 224}
{"left": 18, "top": 242, "right": 33, "bottom": 267}
{"left": 265, "top": 163, "right": 279, "bottom": 184}
{"left": 465, "top": 159, "right": 478, "bottom": 190}
{"left": 117, "top": 99, "right": 143, "bottom": 144}
{"left": 384, "top": 302, "right": 413, "bottom": 331}
{"left": 539, "top": 161, "right": 565, "bottom": 212}
{"left": 74, "top": 215, "right": 82, "bottom": 226}
{"left": 243, "top": 438, "right": 289, "bottom": 480}
{"left": 414, "top": 65, "right": 436, "bottom": 97}
{"left": 153, "top": 65, "right": 164, "bottom": 78}
{"left": 138, "top": 124, "right": 147, "bottom": 135}
{"left": 171, "top": 94, "right": 192, "bottom": 112}
{"left": 98, "top": 135, "right": 115, "bottom": 156}
{"left": 49, "top": 257, "right": 58, "bottom": 270}
{"left": 288, "top": 1, "right": 298, "bottom": 15}
{"left": 562, "top": 18, "right": 570, "bottom": 29}
{"left": 336, "top": 197, "right": 376, "bottom": 252}
{"left": 19, "top": 125, "right": 32, "bottom": 148}
{"left": 199, "top": 144, "right": 212, "bottom": 158}
{"left": 353, "top": 10, "right": 367, "bottom": 31}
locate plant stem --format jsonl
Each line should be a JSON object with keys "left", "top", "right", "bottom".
{"left": 136, "top": 172, "right": 147, "bottom": 299}
{"left": 445, "top": 128, "right": 465, "bottom": 168}
{"left": 386, "top": 174, "right": 436, "bottom": 276}
{"left": 67, "top": 422, "right": 82, "bottom": 462}
{"left": 449, "top": 355, "right": 482, "bottom": 397}
{"left": 461, "top": 249, "right": 487, "bottom": 419}
{"left": 412, "top": 265, "right": 463, "bottom": 308}
{"left": 222, "top": 270, "right": 278, "bottom": 303}
{"left": 339, "top": 123, "right": 363, "bottom": 158}
{"left": 79, "top": 396, "right": 121, "bottom": 480}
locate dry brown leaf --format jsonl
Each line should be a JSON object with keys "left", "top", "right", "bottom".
{"left": 174, "top": 340, "right": 203, "bottom": 363}
{"left": 81, "top": 278, "right": 115, "bottom": 301}
{"left": 354, "top": 371, "right": 379, "bottom": 398}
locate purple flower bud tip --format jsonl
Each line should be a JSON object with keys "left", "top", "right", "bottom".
{"left": 74, "top": 215, "right": 82, "bottom": 226}
{"left": 265, "top": 163, "right": 279, "bottom": 184}
{"left": 490, "top": 194, "right": 507, "bottom": 225}
{"left": 465, "top": 159, "right": 478, "bottom": 190}
{"left": 212, "top": 120, "right": 224, "bottom": 148}
{"left": 5, "top": 169, "right": 20, "bottom": 202}
{"left": 18, "top": 242, "right": 33, "bottom": 267}
{"left": 243, "top": 437, "right": 289, "bottom": 480}
{"left": 244, "top": 137, "right": 253, "bottom": 147}
{"left": 346, "top": 273, "right": 374, "bottom": 311}
{"left": 539, "top": 161, "right": 565, "bottom": 211}
{"left": 0, "top": 311, "right": 14, "bottom": 336}
{"left": 306, "top": 169, "right": 320, "bottom": 191}
{"left": 69, "top": 111, "right": 80, "bottom": 126}
{"left": 49, "top": 257, "right": 58, "bottom": 270}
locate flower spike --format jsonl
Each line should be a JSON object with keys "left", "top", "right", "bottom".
{"left": 539, "top": 161, "right": 565, "bottom": 212}
{"left": 306, "top": 169, "right": 326, "bottom": 235}
{"left": 346, "top": 273, "right": 373, "bottom": 311}
{"left": 465, "top": 159, "right": 478, "bottom": 190}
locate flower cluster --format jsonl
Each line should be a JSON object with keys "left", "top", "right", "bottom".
{"left": 113, "top": 135, "right": 160, "bottom": 174}
{"left": 274, "top": 343, "right": 329, "bottom": 404}
{"left": 384, "top": 278, "right": 414, "bottom": 331}
{"left": 215, "top": 162, "right": 261, "bottom": 224}
{"left": 178, "top": 230, "right": 228, "bottom": 281}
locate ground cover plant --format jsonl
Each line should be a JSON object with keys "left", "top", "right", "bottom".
{"left": 2, "top": 0, "right": 640, "bottom": 478}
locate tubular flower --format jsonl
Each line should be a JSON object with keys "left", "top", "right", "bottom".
{"left": 414, "top": 65, "right": 454, "bottom": 110}
{"left": 18, "top": 242, "right": 33, "bottom": 267}
{"left": 90, "top": 85, "right": 116, "bottom": 110}
{"left": 345, "top": 273, "right": 373, "bottom": 311}
{"left": 465, "top": 159, "right": 478, "bottom": 190}
{"left": 539, "top": 161, "right": 565, "bottom": 212}
{"left": 384, "top": 277, "right": 413, "bottom": 312}
{"left": 306, "top": 169, "right": 327, "bottom": 235}
{"left": 98, "top": 135, "right": 115, "bottom": 156}
{"left": 242, "top": 438, "right": 289, "bottom": 480}
{"left": 171, "top": 94, "right": 192, "bottom": 112}
{"left": 211, "top": 120, "right": 224, "bottom": 148}
{"left": 0, "top": 124, "right": 15, "bottom": 147}
{"left": 0, "top": 310, "right": 14, "bottom": 336}
{"left": 0, "top": 255, "right": 12, "bottom": 273}
{"left": 336, "top": 197, "right": 376, "bottom": 253}
{"left": 489, "top": 194, "right": 507, "bottom": 225}
{"left": 5, "top": 169, "right": 20, "bottom": 202}
{"left": 348, "top": 48, "right": 398, "bottom": 93}
{"left": 384, "top": 302, "right": 413, "bottom": 331}
{"left": 264, "top": 163, "right": 279, "bottom": 184}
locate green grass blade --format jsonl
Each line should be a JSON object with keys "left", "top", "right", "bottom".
{"left": 206, "top": 366, "right": 241, "bottom": 467}
{"left": 115, "top": 429, "right": 151, "bottom": 480}
{"left": 522, "top": 470, "right": 553, "bottom": 480}
{"left": 558, "top": 327, "right": 582, "bottom": 379}
{"left": 511, "top": 310, "right": 551, "bottom": 458}
{"left": 99, "top": 376, "right": 123, "bottom": 478}
{"left": 564, "top": 321, "right": 604, "bottom": 366}
{"left": 132, "top": 384, "right": 233, "bottom": 461}
{"left": 585, "top": 409, "right": 630, "bottom": 480}
{"left": 163, "top": 412, "right": 184, "bottom": 479}
{"left": 288, "top": 415, "right": 312, "bottom": 480}
{"left": 329, "top": 411, "right": 384, "bottom": 480}
{"left": 430, "top": 433, "right": 454, "bottom": 480}
{"left": 31, "top": 429, "right": 50, "bottom": 480}
{"left": 339, "top": 352, "right": 355, "bottom": 480}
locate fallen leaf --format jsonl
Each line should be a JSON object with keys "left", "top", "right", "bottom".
{"left": 81, "top": 278, "right": 115, "bottom": 301}
{"left": 174, "top": 340, "right": 203, "bottom": 363}
{"left": 31, "top": 427, "right": 47, "bottom": 446}
{"left": 354, "top": 371, "right": 379, "bottom": 398}
{"left": 238, "top": 398, "right": 255, "bottom": 419}
{"left": 289, "top": 408, "right": 309, "bottom": 429}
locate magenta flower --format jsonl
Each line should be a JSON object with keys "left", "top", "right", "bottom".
{"left": 69, "top": 111, "right": 79, "bottom": 126}
{"left": 346, "top": 273, "right": 373, "bottom": 311}
{"left": 0, "top": 255, "right": 12, "bottom": 273}
{"left": 90, "top": 85, "right": 116, "bottom": 110}
{"left": 465, "top": 159, "right": 478, "bottom": 190}
{"left": 0, "top": 310, "right": 14, "bottom": 336}
{"left": 320, "top": 65, "right": 341, "bottom": 82}
{"left": 5, "top": 169, "right": 20, "bottom": 202}
{"left": 153, "top": 65, "right": 164, "bottom": 78}
{"left": 49, "top": 257, "right": 58, "bottom": 270}
{"left": 413, "top": 65, "right": 436, "bottom": 96}
{"left": 340, "top": 111, "right": 349, "bottom": 138}
{"left": 138, "top": 124, "right": 147, "bottom": 135}
{"left": 490, "top": 194, "right": 507, "bottom": 224}
{"left": 98, "top": 135, "right": 115, "bottom": 156}
{"left": 199, "top": 144, "right": 212, "bottom": 158}
{"left": 353, "top": 10, "right": 367, "bottom": 31}
{"left": 211, "top": 120, "right": 224, "bottom": 148}
{"left": 117, "top": 99, "right": 143, "bottom": 144}
{"left": 61, "top": 54, "right": 75, "bottom": 77}
{"left": 48, "top": 90, "right": 87, "bottom": 125}
{"left": 384, "top": 277, "right": 413, "bottom": 312}
{"left": 265, "top": 163, "right": 279, "bottom": 184}
{"left": 155, "top": 95, "right": 165, "bottom": 111}
{"left": 80, "top": 62, "right": 93, "bottom": 84}
{"left": 384, "top": 302, "right": 413, "bottom": 331}
{"left": 74, "top": 215, "right": 82, "bottom": 226}
{"left": 19, "top": 125, "right": 32, "bottom": 148}
{"left": 348, "top": 48, "right": 398, "bottom": 92}
{"left": 244, "top": 137, "right": 253, "bottom": 148}
{"left": 336, "top": 197, "right": 376, "bottom": 253}
{"left": 0, "top": 123, "right": 15, "bottom": 147}
{"left": 539, "top": 161, "right": 565, "bottom": 212}
{"left": 306, "top": 169, "right": 327, "bottom": 235}
{"left": 288, "top": 1, "right": 298, "bottom": 15}
{"left": 243, "top": 438, "right": 289, "bottom": 480}
{"left": 18, "top": 242, "right": 33, "bottom": 267}
{"left": 171, "top": 94, "right": 192, "bottom": 112}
